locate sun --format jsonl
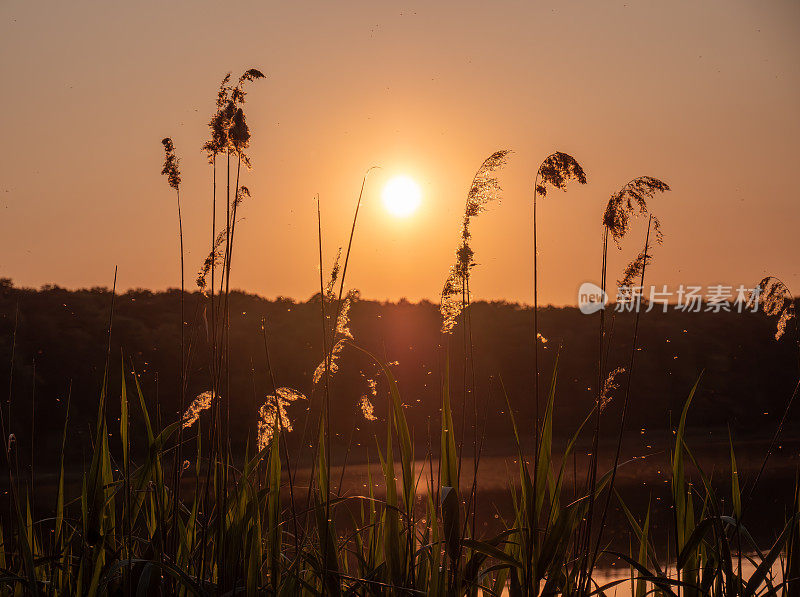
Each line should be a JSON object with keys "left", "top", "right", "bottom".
{"left": 382, "top": 175, "right": 421, "bottom": 217}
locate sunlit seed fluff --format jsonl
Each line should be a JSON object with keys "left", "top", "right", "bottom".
{"left": 324, "top": 248, "right": 342, "bottom": 300}
{"left": 257, "top": 386, "right": 305, "bottom": 450}
{"left": 314, "top": 287, "right": 358, "bottom": 385}
{"left": 754, "top": 276, "right": 796, "bottom": 340}
{"left": 335, "top": 289, "right": 357, "bottom": 340}
{"left": 440, "top": 150, "right": 511, "bottom": 335}
{"left": 599, "top": 367, "right": 626, "bottom": 412}
{"left": 359, "top": 396, "right": 377, "bottom": 421}
{"left": 462, "top": 150, "right": 511, "bottom": 241}
{"left": 182, "top": 390, "right": 216, "bottom": 428}
{"left": 275, "top": 387, "right": 306, "bottom": 403}
{"left": 440, "top": 266, "right": 464, "bottom": 335}
{"left": 195, "top": 231, "right": 227, "bottom": 291}
{"left": 312, "top": 338, "right": 345, "bottom": 385}
{"left": 537, "top": 332, "right": 548, "bottom": 344}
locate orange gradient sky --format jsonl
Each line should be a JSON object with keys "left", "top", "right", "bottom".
{"left": 0, "top": 1, "right": 798, "bottom": 305}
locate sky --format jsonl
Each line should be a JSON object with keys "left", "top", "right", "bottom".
{"left": 0, "top": 1, "right": 798, "bottom": 305}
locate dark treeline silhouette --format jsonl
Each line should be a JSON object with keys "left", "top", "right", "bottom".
{"left": 0, "top": 279, "right": 796, "bottom": 471}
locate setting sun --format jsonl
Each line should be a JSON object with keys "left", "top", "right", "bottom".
{"left": 381, "top": 175, "right": 421, "bottom": 217}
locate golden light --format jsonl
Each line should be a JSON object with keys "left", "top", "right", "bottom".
{"left": 381, "top": 175, "right": 422, "bottom": 217}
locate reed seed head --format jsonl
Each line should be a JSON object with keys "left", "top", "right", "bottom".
{"left": 324, "top": 248, "right": 343, "bottom": 301}
{"left": 754, "top": 276, "right": 796, "bottom": 340}
{"left": 234, "top": 185, "right": 250, "bottom": 209}
{"left": 229, "top": 108, "right": 251, "bottom": 153}
{"left": 535, "top": 151, "right": 587, "bottom": 197}
{"left": 618, "top": 251, "right": 651, "bottom": 288}
{"left": 160, "top": 137, "right": 181, "bottom": 190}
{"left": 195, "top": 230, "right": 227, "bottom": 291}
{"left": 202, "top": 68, "right": 264, "bottom": 165}
{"left": 603, "top": 176, "right": 670, "bottom": 246}
{"left": 313, "top": 289, "right": 359, "bottom": 385}
{"left": 182, "top": 390, "right": 216, "bottom": 428}
{"left": 440, "top": 150, "right": 511, "bottom": 335}
{"left": 599, "top": 367, "right": 626, "bottom": 411}
{"left": 257, "top": 386, "right": 305, "bottom": 450}
{"left": 359, "top": 396, "right": 377, "bottom": 421}
{"left": 462, "top": 150, "right": 511, "bottom": 239}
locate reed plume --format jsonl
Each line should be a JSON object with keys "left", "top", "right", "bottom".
{"left": 195, "top": 230, "right": 226, "bottom": 292}
{"left": 358, "top": 396, "right": 377, "bottom": 421}
{"left": 202, "top": 69, "right": 265, "bottom": 166}
{"left": 603, "top": 176, "right": 670, "bottom": 246}
{"left": 313, "top": 288, "right": 357, "bottom": 384}
{"left": 195, "top": 188, "right": 252, "bottom": 293}
{"left": 357, "top": 377, "right": 378, "bottom": 421}
{"left": 440, "top": 150, "right": 511, "bottom": 334}
{"left": 754, "top": 276, "right": 797, "bottom": 341}
{"left": 182, "top": 390, "right": 215, "bottom": 428}
{"left": 324, "top": 248, "right": 343, "bottom": 300}
{"left": 535, "top": 151, "right": 587, "bottom": 196}
{"left": 599, "top": 366, "right": 625, "bottom": 412}
{"left": 233, "top": 185, "right": 250, "bottom": 209}
{"left": 160, "top": 138, "right": 181, "bottom": 190}
{"left": 257, "top": 387, "right": 305, "bottom": 450}
{"left": 618, "top": 250, "right": 652, "bottom": 288}
{"left": 202, "top": 73, "right": 233, "bottom": 161}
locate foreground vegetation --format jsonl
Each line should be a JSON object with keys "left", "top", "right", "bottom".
{"left": 0, "top": 69, "right": 798, "bottom": 595}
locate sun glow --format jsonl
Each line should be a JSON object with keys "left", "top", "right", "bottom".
{"left": 382, "top": 175, "right": 421, "bottom": 217}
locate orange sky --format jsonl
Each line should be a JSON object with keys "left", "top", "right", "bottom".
{"left": 1, "top": 1, "right": 798, "bottom": 305}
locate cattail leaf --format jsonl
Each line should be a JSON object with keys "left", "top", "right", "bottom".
{"left": 267, "top": 430, "right": 281, "bottom": 586}
{"left": 743, "top": 513, "right": 800, "bottom": 597}
{"left": 535, "top": 353, "right": 558, "bottom": 523}
{"left": 55, "top": 393, "right": 71, "bottom": 547}
{"left": 728, "top": 430, "right": 741, "bottom": 520}
{"left": 441, "top": 485, "right": 461, "bottom": 564}
{"left": 672, "top": 373, "right": 702, "bottom": 552}
{"left": 786, "top": 475, "right": 800, "bottom": 597}
{"left": 120, "top": 357, "right": 128, "bottom": 470}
